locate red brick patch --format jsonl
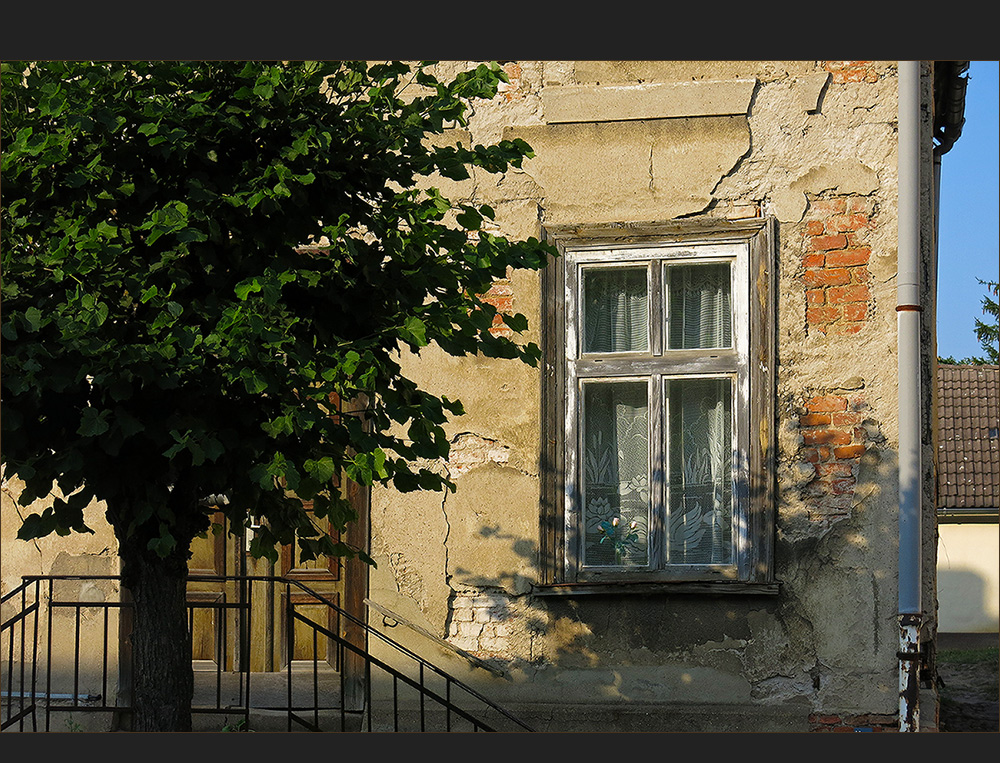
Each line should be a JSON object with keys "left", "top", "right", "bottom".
{"left": 801, "top": 195, "right": 875, "bottom": 335}
{"left": 798, "top": 389, "right": 871, "bottom": 520}
{"left": 822, "top": 61, "right": 881, "bottom": 84}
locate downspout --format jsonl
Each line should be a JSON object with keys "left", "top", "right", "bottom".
{"left": 896, "top": 60, "right": 923, "bottom": 733}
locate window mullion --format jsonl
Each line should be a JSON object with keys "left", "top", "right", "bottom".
{"left": 650, "top": 373, "right": 665, "bottom": 570}
{"left": 651, "top": 260, "right": 663, "bottom": 357}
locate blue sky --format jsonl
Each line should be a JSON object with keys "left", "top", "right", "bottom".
{"left": 935, "top": 60, "right": 1000, "bottom": 361}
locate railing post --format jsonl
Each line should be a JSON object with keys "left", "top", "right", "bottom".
{"left": 286, "top": 581, "right": 293, "bottom": 733}
{"left": 44, "top": 579, "right": 52, "bottom": 732}
{"left": 31, "top": 581, "right": 38, "bottom": 732}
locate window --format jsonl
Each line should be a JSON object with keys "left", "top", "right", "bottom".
{"left": 539, "top": 220, "right": 776, "bottom": 592}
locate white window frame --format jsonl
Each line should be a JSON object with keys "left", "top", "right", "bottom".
{"left": 538, "top": 220, "right": 776, "bottom": 593}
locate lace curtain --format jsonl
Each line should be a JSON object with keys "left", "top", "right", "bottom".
{"left": 666, "top": 378, "right": 732, "bottom": 565}
{"left": 578, "top": 261, "right": 734, "bottom": 568}
{"left": 667, "top": 263, "right": 731, "bottom": 350}
{"left": 582, "top": 382, "right": 649, "bottom": 566}
{"left": 583, "top": 267, "right": 649, "bottom": 353}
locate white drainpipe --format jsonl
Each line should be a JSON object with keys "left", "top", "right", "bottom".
{"left": 896, "top": 60, "right": 923, "bottom": 732}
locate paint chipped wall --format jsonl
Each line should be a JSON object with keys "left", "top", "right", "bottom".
{"left": 368, "top": 61, "right": 939, "bottom": 729}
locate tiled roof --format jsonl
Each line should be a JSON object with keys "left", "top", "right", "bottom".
{"left": 936, "top": 364, "right": 1000, "bottom": 509}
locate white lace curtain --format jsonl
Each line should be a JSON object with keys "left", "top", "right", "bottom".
{"left": 667, "top": 263, "right": 732, "bottom": 350}
{"left": 667, "top": 378, "right": 732, "bottom": 565}
{"left": 582, "top": 382, "right": 649, "bottom": 567}
{"left": 578, "top": 262, "right": 734, "bottom": 568}
{"left": 583, "top": 267, "right": 649, "bottom": 354}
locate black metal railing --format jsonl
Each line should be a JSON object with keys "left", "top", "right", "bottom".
{"left": 1, "top": 574, "right": 533, "bottom": 732}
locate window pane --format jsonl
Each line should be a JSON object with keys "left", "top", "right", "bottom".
{"left": 582, "top": 266, "right": 649, "bottom": 353}
{"left": 666, "top": 378, "right": 733, "bottom": 565}
{"left": 581, "top": 381, "right": 649, "bottom": 567}
{"left": 666, "top": 263, "right": 732, "bottom": 349}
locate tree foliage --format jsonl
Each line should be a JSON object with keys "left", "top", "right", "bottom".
{"left": 1, "top": 60, "right": 554, "bottom": 570}
{"left": 939, "top": 279, "right": 999, "bottom": 366}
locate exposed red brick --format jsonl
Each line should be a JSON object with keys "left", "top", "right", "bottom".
{"left": 803, "top": 429, "right": 852, "bottom": 446}
{"left": 802, "top": 448, "right": 821, "bottom": 463}
{"left": 824, "top": 61, "right": 879, "bottom": 84}
{"left": 827, "top": 214, "right": 870, "bottom": 232}
{"left": 825, "top": 248, "right": 871, "bottom": 268}
{"left": 804, "top": 268, "right": 851, "bottom": 287}
{"left": 806, "top": 395, "right": 848, "bottom": 412}
{"left": 810, "top": 714, "right": 842, "bottom": 724}
{"left": 803, "top": 253, "right": 826, "bottom": 269}
{"left": 831, "top": 411, "right": 862, "bottom": 426}
{"left": 807, "top": 306, "right": 841, "bottom": 323}
{"left": 808, "top": 234, "right": 849, "bottom": 252}
{"left": 809, "top": 198, "right": 847, "bottom": 215}
{"left": 828, "top": 284, "right": 870, "bottom": 304}
{"left": 852, "top": 266, "right": 871, "bottom": 283}
{"left": 484, "top": 281, "right": 513, "bottom": 297}
{"left": 800, "top": 413, "right": 832, "bottom": 426}
{"left": 806, "top": 289, "right": 826, "bottom": 305}
{"left": 832, "top": 477, "right": 857, "bottom": 495}
{"left": 483, "top": 295, "right": 513, "bottom": 312}
{"left": 844, "top": 232, "right": 864, "bottom": 249}
{"left": 843, "top": 303, "right": 868, "bottom": 321}
{"left": 847, "top": 196, "right": 875, "bottom": 215}
{"left": 817, "top": 462, "right": 853, "bottom": 477}
{"left": 805, "top": 220, "right": 826, "bottom": 236}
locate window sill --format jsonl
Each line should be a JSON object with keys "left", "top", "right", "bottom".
{"left": 531, "top": 580, "right": 781, "bottom": 597}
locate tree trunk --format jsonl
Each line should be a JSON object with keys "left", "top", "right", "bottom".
{"left": 120, "top": 534, "right": 194, "bottom": 732}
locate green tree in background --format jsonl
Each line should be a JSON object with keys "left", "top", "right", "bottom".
{"left": 939, "top": 279, "right": 999, "bottom": 365}
{"left": 1, "top": 60, "right": 554, "bottom": 731}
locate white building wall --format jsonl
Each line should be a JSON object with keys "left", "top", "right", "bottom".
{"left": 937, "top": 522, "right": 1000, "bottom": 632}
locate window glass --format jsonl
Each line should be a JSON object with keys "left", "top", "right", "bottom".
{"left": 666, "top": 377, "right": 733, "bottom": 565}
{"left": 582, "top": 266, "right": 649, "bottom": 354}
{"left": 666, "top": 262, "right": 732, "bottom": 350}
{"left": 581, "top": 380, "right": 650, "bottom": 567}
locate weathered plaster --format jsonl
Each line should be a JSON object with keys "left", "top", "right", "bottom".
{"left": 506, "top": 116, "right": 751, "bottom": 224}
{"left": 366, "top": 61, "right": 925, "bottom": 728}
{"left": 541, "top": 80, "right": 757, "bottom": 124}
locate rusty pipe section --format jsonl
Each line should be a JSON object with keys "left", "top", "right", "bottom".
{"left": 898, "top": 613, "right": 922, "bottom": 731}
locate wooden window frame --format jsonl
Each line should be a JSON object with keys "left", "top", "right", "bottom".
{"left": 537, "top": 218, "right": 778, "bottom": 596}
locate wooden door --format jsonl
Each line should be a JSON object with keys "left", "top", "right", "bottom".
{"left": 186, "top": 394, "right": 370, "bottom": 686}
{"left": 187, "top": 510, "right": 238, "bottom": 672}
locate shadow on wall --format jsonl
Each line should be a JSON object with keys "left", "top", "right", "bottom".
{"left": 937, "top": 568, "right": 999, "bottom": 633}
{"left": 429, "top": 424, "right": 911, "bottom": 712}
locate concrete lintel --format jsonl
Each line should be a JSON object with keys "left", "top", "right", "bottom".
{"left": 543, "top": 79, "right": 757, "bottom": 124}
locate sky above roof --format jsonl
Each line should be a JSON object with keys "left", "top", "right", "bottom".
{"left": 936, "top": 60, "right": 999, "bottom": 361}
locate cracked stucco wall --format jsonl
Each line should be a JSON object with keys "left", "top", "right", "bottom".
{"left": 368, "top": 61, "right": 935, "bottom": 728}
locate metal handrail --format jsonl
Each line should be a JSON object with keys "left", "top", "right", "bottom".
{"left": 1, "top": 573, "right": 533, "bottom": 732}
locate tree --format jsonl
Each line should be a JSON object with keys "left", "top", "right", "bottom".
{"left": 0, "top": 61, "right": 554, "bottom": 731}
{"left": 938, "top": 279, "right": 1000, "bottom": 365}
{"left": 973, "top": 279, "right": 999, "bottom": 364}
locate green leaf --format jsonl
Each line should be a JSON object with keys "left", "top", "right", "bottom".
{"left": 399, "top": 316, "right": 427, "bottom": 346}
{"left": 147, "top": 524, "right": 177, "bottom": 558}
{"left": 305, "top": 457, "right": 337, "bottom": 484}
{"left": 77, "top": 407, "right": 110, "bottom": 437}
{"left": 23, "top": 306, "right": 43, "bottom": 332}
{"left": 235, "top": 279, "right": 262, "bottom": 300}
